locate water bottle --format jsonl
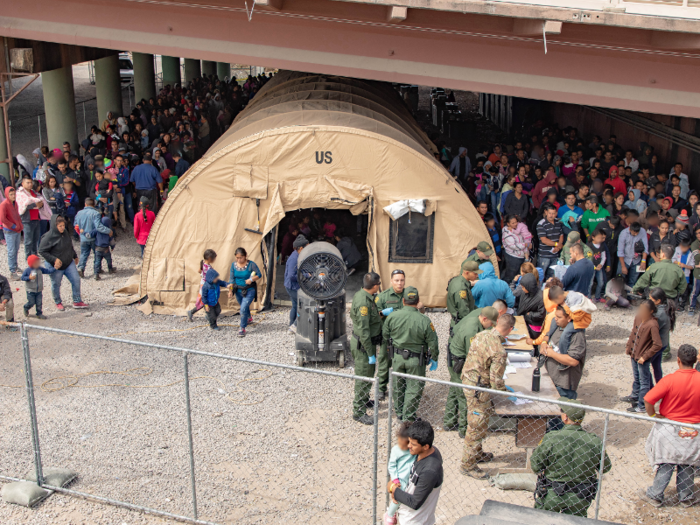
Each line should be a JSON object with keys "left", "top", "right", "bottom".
{"left": 532, "top": 367, "right": 541, "bottom": 392}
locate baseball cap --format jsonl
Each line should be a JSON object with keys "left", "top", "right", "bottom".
{"left": 461, "top": 260, "right": 483, "bottom": 274}
{"left": 558, "top": 397, "right": 586, "bottom": 423}
{"left": 404, "top": 286, "right": 419, "bottom": 301}
{"left": 476, "top": 241, "right": 494, "bottom": 257}
{"left": 480, "top": 306, "right": 499, "bottom": 323}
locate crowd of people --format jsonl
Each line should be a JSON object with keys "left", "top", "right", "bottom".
{"left": 0, "top": 72, "right": 273, "bottom": 324}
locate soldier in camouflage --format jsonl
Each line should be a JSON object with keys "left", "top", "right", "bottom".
{"left": 531, "top": 399, "right": 612, "bottom": 517}
{"left": 350, "top": 272, "right": 382, "bottom": 425}
{"left": 382, "top": 286, "right": 439, "bottom": 422}
{"left": 444, "top": 306, "right": 500, "bottom": 439}
{"left": 460, "top": 314, "right": 516, "bottom": 478}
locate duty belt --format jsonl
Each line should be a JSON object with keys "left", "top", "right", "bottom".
{"left": 352, "top": 333, "right": 382, "bottom": 351}
{"left": 395, "top": 347, "right": 428, "bottom": 366}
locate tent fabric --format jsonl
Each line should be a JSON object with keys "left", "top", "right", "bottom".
{"left": 137, "top": 72, "right": 493, "bottom": 314}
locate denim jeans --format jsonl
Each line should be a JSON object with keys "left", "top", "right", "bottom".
{"left": 617, "top": 260, "right": 641, "bottom": 287}
{"left": 690, "top": 278, "right": 700, "bottom": 309}
{"left": 630, "top": 358, "right": 653, "bottom": 410}
{"left": 79, "top": 240, "right": 96, "bottom": 272}
{"left": 555, "top": 386, "right": 578, "bottom": 399}
{"left": 39, "top": 220, "right": 50, "bottom": 239}
{"left": 95, "top": 247, "right": 113, "bottom": 273}
{"left": 647, "top": 464, "right": 695, "bottom": 503}
{"left": 650, "top": 347, "right": 665, "bottom": 384}
{"left": 286, "top": 286, "right": 299, "bottom": 327}
{"left": 139, "top": 243, "right": 145, "bottom": 257}
{"left": 46, "top": 261, "right": 82, "bottom": 305}
{"left": 24, "top": 291, "right": 43, "bottom": 315}
{"left": 591, "top": 269, "right": 606, "bottom": 300}
{"left": 22, "top": 220, "right": 40, "bottom": 257}
{"left": 538, "top": 256, "right": 558, "bottom": 279}
{"left": 4, "top": 229, "right": 21, "bottom": 273}
{"left": 235, "top": 287, "right": 256, "bottom": 328}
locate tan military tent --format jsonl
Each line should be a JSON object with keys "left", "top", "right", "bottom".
{"left": 136, "top": 71, "right": 493, "bottom": 314}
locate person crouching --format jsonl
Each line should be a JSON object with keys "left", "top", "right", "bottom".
{"left": 201, "top": 268, "right": 228, "bottom": 331}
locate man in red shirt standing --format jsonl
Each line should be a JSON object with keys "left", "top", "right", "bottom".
{"left": 604, "top": 166, "right": 627, "bottom": 196}
{"left": 641, "top": 344, "right": 700, "bottom": 508}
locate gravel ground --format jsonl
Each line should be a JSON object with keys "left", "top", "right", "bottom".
{"left": 2, "top": 230, "right": 700, "bottom": 525}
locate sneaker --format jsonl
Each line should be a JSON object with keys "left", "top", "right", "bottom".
{"left": 73, "top": 302, "right": 89, "bottom": 309}
{"left": 688, "top": 307, "right": 696, "bottom": 315}
{"left": 77, "top": 269, "right": 85, "bottom": 278}
{"left": 365, "top": 399, "right": 375, "bottom": 408}
{"left": 443, "top": 424, "right": 459, "bottom": 432}
{"left": 94, "top": 273, "right": 101, "bottom": 281}
{"left": 662, "top": 353, "right": 673, "bottom": 362}
{"left": 458, "top": 429, "right": 466, "bottom": 439}
{"left": 678, "top": 305, "right": 686, "bottom": 312}
{"left": 627, "top": 406, "right": 645, "bottom": 413}
{"left": 187, "top": 310, "right": 194, "bottom": 322}
{"left": 211, "top": 326, "right": 220, "bottom": 331}
{"left": 0, "top": 239, "right": 5, "bottom": 246}
{"left": 348, "top": 268, "right": 356, "bottom": 276}
{"left": 5, "top": 325, "right": 18, "bottom": 332}
{"left": 619, "top": 395, "right": 636, "bottom": 403}
{"left": 598, "top": 298, "right": 606, "bottom": 304}
{"left": 248, "top": 316, "right": 253, "bottom": 324}
{"left": 460, "top": 465, "right": 489, "bottom": 479}
{"left": 238, "top": 328, "right": 246, "bottom": 337}
{"left": 604, "top": 304, "right": 611, "bottom": 311}
{"left": 352, "top": 413, "right": 373, "bottom": 425}
{"left": 476, "top": 451, "right": 495, "bottom": 463}
{"left": 35, "top": 314, "right": 47, "bottom": 320}
{"left": 108, "top": 267, "right": 116, "bottom": 274}
{"left": 288, "top": 324, "right": 297, "bottom": 334}
{"left": 55, "top": 303, "right": 65, "bottom": 311}
{"left": 377, "top": 390, "right": 386, "bottom": 402}
{"left": 681, "top": 498, "right": 698, "bottom": 508}
{"left": 10, "top": 272, "right": 21, "bottom": 281}
{"left": 383, "top": 511, "right": 397, "bottom": 525}
{"left": 23, "top": 308, "right": 29, "bottom": 317}
{"left": 638, "top": 489, "right": 663, "bottom": 508}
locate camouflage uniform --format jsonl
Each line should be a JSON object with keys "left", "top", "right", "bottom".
{"left": 443, "top": 310, "right": 491, "bottom": 434}
{"left": 350, "top": 288, "right": 381, "bottom": 419}
{"left": 382, "top": 290, "right": 439, "bottom": 422}
{"left": 531, "top": 403, "right": 612, "bottom": 517}
{"left": 375, "top": 287, "right": 404, "bottom": 395}
{"left": 460, "top": 329, "right": 507, "bottom": 469}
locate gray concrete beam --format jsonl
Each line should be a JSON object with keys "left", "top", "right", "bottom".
{"left": 0, "top": 108, "right": 8, "bottom": 178}
{"left": 217, "top": 62, "right": 231, "bottom": 80}
{"left": 41, "top": 65, "right": 78, "bottom": 151}
{"left": 132, "top": 52, "right": 155, "bottom": 102}
{"left": 161, "top": 55, "right": 181, "bottom": 86}
{"left": 202, "top": 60, "right": 216, "bottom": 77}
{"left": 184, "top": 58, "right": 201, "bottom": 83}
{"left": 94, "top": 54, "right": 123, "bottom": 120}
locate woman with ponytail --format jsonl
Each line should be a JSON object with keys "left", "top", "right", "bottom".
{"left": 649, "top": 287, "right": 676, "bottom": 383}
{"left": 133, "top": 196, "right": 155, "bottom": 257}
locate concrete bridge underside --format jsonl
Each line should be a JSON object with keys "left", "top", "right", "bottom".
{"left": 1, "top": 0, "right": 700, "bottom": 117}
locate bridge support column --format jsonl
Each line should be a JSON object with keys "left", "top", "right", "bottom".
{"left": 184, "top": 59, "right": 201, "bottom": 83}
{"left": 162, "top": 56, "right": 181, "bottom": 87}
{"left": 217, "top": 62, "right": 231, "bottom": 80}
{"left": 94, "top": 55, "right": 123, "bottom": 121}
{"left": 42, "top": 65, "right": 78, "bottom": 151}
{"left": 0, "top": 108, "right": 8, "bottom": 179}
{"left": 133, "top": 52, "right": 155, "bottom": 103}
{"left": 202, "top": 60, "right": 216, "bottom": 77}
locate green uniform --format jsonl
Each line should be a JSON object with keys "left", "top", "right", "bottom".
{"left": 531, "top": 425, "right": 612, "bottom": 517}
{"left": 446, "top": 275, "right": 475, "bottom": 344}
{"left": 559, "top": 242, "right": 593, "bottom": 265}
{"left": 461, "top": 330, "right": 507, "bottom": 469}
{"left": 375, "top": 287, "right": 405, "bottom": 394}
{"left": 632, "top": 258, "right": 687, "bottom": 299}
{"left": 382, "top": 306, "right": 439, "bottom": 422}
{"left": 443, "top": 311, "right": 490, "bottom": 434}
{"left": 350, "top": 289, "right": 382, "bottom": 418}
{"left": 465, "top": 253, "right": 489, "bottom": 265}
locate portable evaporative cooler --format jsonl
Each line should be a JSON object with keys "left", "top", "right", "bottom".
{"left": 294, "top": 242, "right": 348, "bottom": 367}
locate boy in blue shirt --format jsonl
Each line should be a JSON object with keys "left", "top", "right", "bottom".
{"left": 201, "top": 268, "right": 229, "bottom": 330}
{"left": 20, "top": 254, "right": 55, "bottom": 319}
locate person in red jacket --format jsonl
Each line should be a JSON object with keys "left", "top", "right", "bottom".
{"left": 133, "top": 196, "right": 155, "bottom": 257}
{"left": 605, "top": 166, "right": 627, "bottom": 196}
{"left": 0, "top": 187, "right": 24, "bottom": 278}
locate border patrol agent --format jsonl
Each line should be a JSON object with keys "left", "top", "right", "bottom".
{"left": 444, "top": 306, "right": 499, "bottom": 438}
{"left": 446, "top": 261, "right": 481, "bottom": 349}
{"left": 461, "top": 314, "right": 515, "bottom": 478}
{"left": 465, "top": 241, "right": 494, "bottom": 265}
{"left": 382, "top": 286, "right": 439, "bottom": 422}
{"left": 350, "top": 272, "right": 382, "bottom": 425}
{"left": 375, "top": 269, "right": 407, "bottom": 401}
{"left": 532, "top": 399, "right": 612, "bottom": 517}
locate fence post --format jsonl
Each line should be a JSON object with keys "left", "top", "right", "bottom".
{"left": 20, "top": 323, "right": 44, "bottom": 487}
{"left": 82, "top": 102, "right": 87, "bottom": 139}
{"left": 37, "top": 115, "right": 42, "bottom": 146}
{"left": 183, "top": 352, "right": 198, "bottom": 519}
{"left": 594, "top": 413, "right": 610, "bottom": 519}
{"left": 385, "top": 372, "right": 394, "bottom": 509}
{"left": 372, "top": 379, "right": 379, "bottom": 525}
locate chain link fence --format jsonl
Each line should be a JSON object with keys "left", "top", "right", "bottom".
{"left": 2, "top": 323, "right": 699, "bottom": 524}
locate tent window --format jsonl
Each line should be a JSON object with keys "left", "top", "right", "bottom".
{"left": 388, "top": 213, "right": 434, "bottom": 264}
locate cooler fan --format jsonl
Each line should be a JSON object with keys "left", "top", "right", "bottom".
{"left": 294, "top": 242, "right": 348, "bottom": 367}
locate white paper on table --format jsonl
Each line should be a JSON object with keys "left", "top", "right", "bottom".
{"left": 508, "top": 352, "right": 531, "bottom": 362}
{"left": 511, "top": 362, "right": 532, "bottom": 369}
{"left": 512, "top": 393, "right": 533, "bottom": 405}
{"left": 507, "top": 333, "right": 527, "bottom": 341}
{"left": 503, "top": 340, "right": 516, "bottom": 346}
{"left": 504, "top": 366, "right": 517, "bottom": 375}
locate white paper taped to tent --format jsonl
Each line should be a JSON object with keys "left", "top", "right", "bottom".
{"left": 383, "top": 199, "right": 426, "bottom": 220}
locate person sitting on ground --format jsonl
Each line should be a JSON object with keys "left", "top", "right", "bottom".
{"left": 383, "top": 421, "right": 416, "bottom": 525}
{"left": 388, "top": 420, "right": 443, "bottom": 525}
{"left": 604, "top": 274, "right": 632, "bottom": 310}
{"left": 335, "top": 232, "right": 362, "bottom": 276}
{"left": 470, "top": 261, "right": 515, "bottom": 309}
{"left": 621, "top": 300, "right": 662, "bottom": 413}
{"left": 201, "top": 267, "right": 229, "bottom": 331}
{"left": 531, "top": 399, "right": 611, "bottom": 517}
{"left": 641, "top": 344, "right": 700, "bottom": 509}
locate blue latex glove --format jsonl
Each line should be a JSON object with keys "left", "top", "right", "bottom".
{"left": 429, "top": 359, "right": 438, "bottom": 371}
{"left": 381, "top": 307, "right": 394, "bottom": 316}
{"left": 505, "top": 385, "right": 516, "bottom": 402}
{"left": 505, "top": 386, "right": 515, "bottom": 392}
{"left": 368, "top": 355, "right": 377, "bottom": 365}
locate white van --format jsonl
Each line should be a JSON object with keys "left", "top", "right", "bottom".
{"left": 119, "top": 53, "right": 134, "bottom": 85}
